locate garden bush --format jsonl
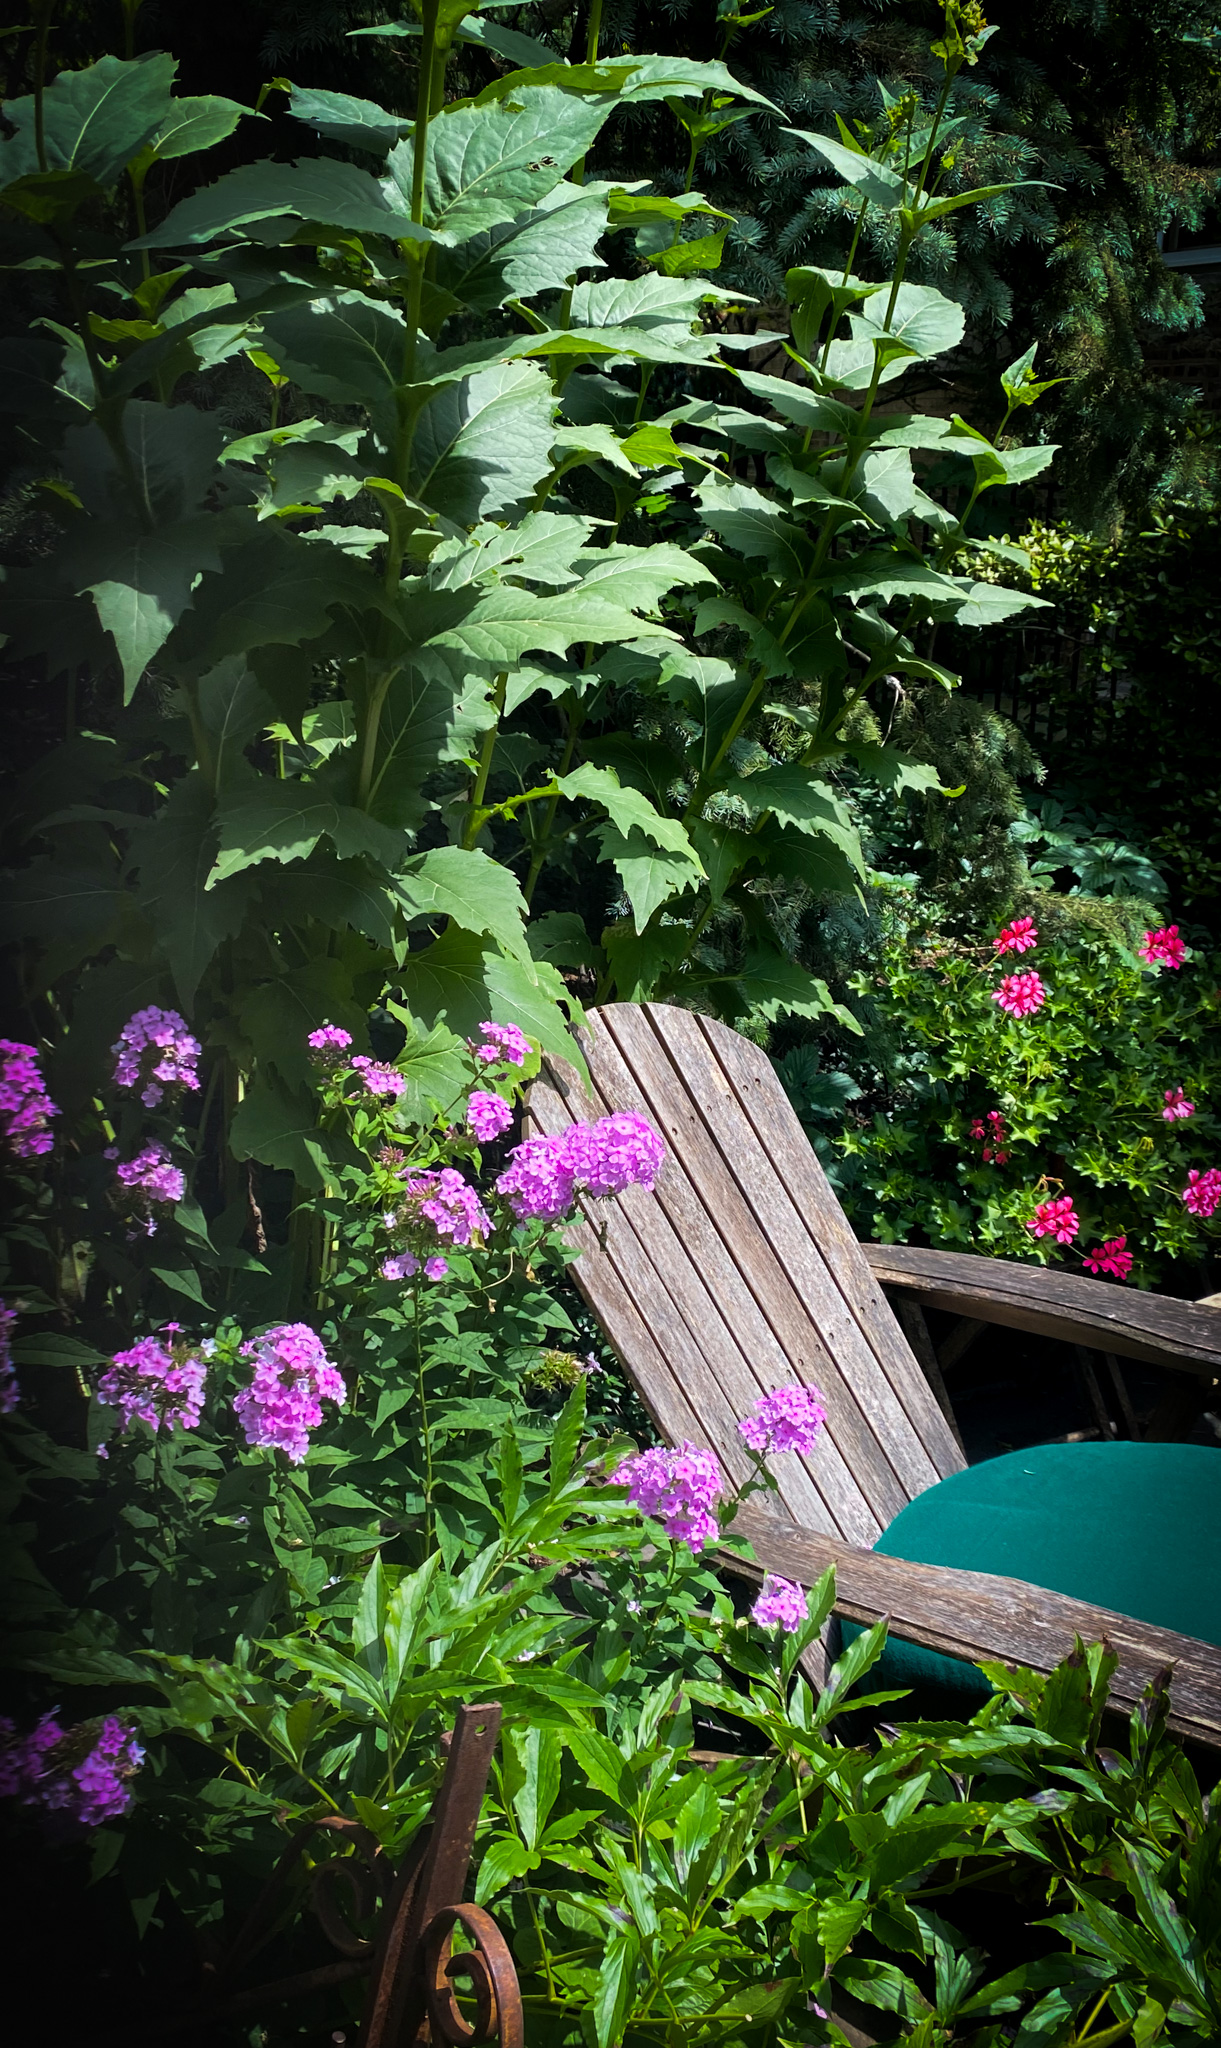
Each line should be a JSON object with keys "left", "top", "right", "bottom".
{"left": 813, "top": 894, "right": 1221, "bottom": 1291}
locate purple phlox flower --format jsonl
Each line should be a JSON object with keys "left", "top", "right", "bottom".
{"left": 615, "top": 1441, "right": 724, "bottom": 1553}
{"left": 308, "top": 1023, "right": 354, "bottom": 1066}
{"left": 382, "top": 1251, "right": 419, "bottom": 1282}
{"left": 0, "top": 1297, "right": 18, "bottom": 1415}
{"left": 494, "top": 1133, "right": 576, "bottom": 1223}
{"left": 112, "top": 1142, "right": 185, "bottom": 1235}
{"left": 233, "top": 1323, "right": 344, "bottom": 1465}
{"left": 751, "top": 1575, "right": 808, "bottom": 1633}
{"left": 0, "top": 1038, "right": 59, "bottom": 1159}
{"left": 467, "top": 1090, "right": 514, "bottom": 1144}
{"left": 97, "top": 1333, "right": 208, "bottom": 1439}
{"left": 472, "top": 1020, "right": 531, "bottom": 1068}
{"left": 350, "top": 1055, "right": 407, "bottom": 1100}
{"left": 0, "top": 1712, "right": 143, "bottom": 1829}
{"left": 495, "top": 1113, "right": 665, "bottom": 1221}
{"left": 403, "top": 1167, "right": 492, "bottom": 1247}
{"left": 739, "top": 1384, "right": 827, "bottom": 1459}
{"left": 112, "top": 1007, "right": 201, "bottom": 1107}
{"left": 424, "top": 1256, "right": 448, "bottom": 1281}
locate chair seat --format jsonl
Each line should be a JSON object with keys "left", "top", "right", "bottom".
{"left": 856, "top": 1442, "right": 1221, "bottom": 1703}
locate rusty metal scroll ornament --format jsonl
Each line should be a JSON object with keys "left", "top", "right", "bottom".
{"left": 421, "top": 1903, "right": 526, "bottom": 2048}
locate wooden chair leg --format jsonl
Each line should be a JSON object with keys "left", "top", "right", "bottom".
{"left": 1104, "top": 1352, "right": 1142, "bottom": 1440}
{"left": 1073, "top": 1346, "right": 1118, "bottom": 1440}
{"left": 895, "top": 1297, "right": 966, "bottom": 1457}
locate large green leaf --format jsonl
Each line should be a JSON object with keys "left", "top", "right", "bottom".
{"left": 148, "top": 95, "right": 251, "bottom": 161}
{"left": 850, "top": 282, "right": 966, "bottom": 362}
{"left": 239, "top": 958, "right": 365, "bottom": 1085}
{"left": 568, "top": 271, "right": 736, "bottom": 332}
{"left": 429, "top": 511, "right": 599, "bottom": 591}
{"left": 399, "top": 928, "right": 579, "bottom": 1064}
{"left": 260, "top": 292, "right": 408, "bottom": 410}
{"left": 431, "top": 584, "right": 674, "bottom": 665}
{"left": 257, "top": 855, "right": 397, "bottom": 950}
{"left": 1, "top": 53, "right": 176, "bottom": 188}
{"left": 734, "top": 949, "right": 859, "bottom": 1027}
{"left": 382, "top": 1015, "right": 471, "bottom": 1124}
{"left": 410, "top": 358, "right": 558, "bottom": 522}
{"left": 63, "top": 401, "right": 224, "bottom": 523}
{"left": 395, "top": 844, "right": 530, "bottom": 958}
{"left": 229, "top": 1077, "right": 329, "bottom": 1186}
{"left": 725, "top": 766, "right": 864, "bottom": 875}
{"left": 64, "top": 515, "right": 223, "bottom": 701}
{"left": 209, "top": 783, "right": 408, "bottom": 885}
{"left": 735, "top": 370, "right": 857, "bottom": 438}
{"left": 947, "top": 581, "right": 1051, "bottom": 627}
{"left": 556, "top": 763, "right": 699, "bottom": 860}
{"left": 132, "top": 157, "right": 430, "bottom": 248}
{"left": 595, "top": 825, "right": 701, "bottom": 932}
{"left": 165, "top": 521, "right": 389, "bottom": 668}
{"left": 563, "top": 542, "right": 715, "bottom": 614}
{"left": 385, "top": 87, "right": 611, "bottom": 244}
{"left": 369, "top": 651, "right": 496, "bottom": 832}
{"left": 285, "top": 84, "right": 412, "bottom": 155}
{"left": 435, "top": 185, "right": 609, "bottom": 315}
{"left": 786, "top": 127, "right": 907, "bottom": 210}
{"left": 128, "top": 772, "right": 255, "bottom": 1006}
{"left": 696, "top": 477, "right": 810, "bottom": 580}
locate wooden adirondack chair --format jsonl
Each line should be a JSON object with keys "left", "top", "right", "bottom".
{"left": 528, "top": 1002, "right": 1221, "bottom": 1749}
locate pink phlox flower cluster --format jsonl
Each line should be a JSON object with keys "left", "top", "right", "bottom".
{"left": 97, "top": 1334, "right": 208, "bottom": 1437}
{"left": 112, "top": 1142, "right": 185, "bottom": 1234}
{"left": 1162, "top": 1087, "right": 1195, "bottom": 1121}
{"left": 307, "top": 1023, "right": 353, "bottom": 1065}
{"left": 350, "top": 1055, "right": 407, "bottom": 1100}
{"left": 1139, "top": 924, "right": 1187, "bottom": 971}
{"left": 496, "top": 1113, "right": 665, "bottom": 1222}
{"left": 991, "top": 972, "right": 1046, "bottom": 1020}
{"left": 1182, "top": 1168, "right": 1221, "bottom": 1220}
{"left": 750, "top": 1575, "right": 808, "bottom": 1634}
{"left": 407, "top": 1167, "right": 491, "bottom": 1246}
{"left": 0, "top": 1297, "right": 17, "bottom": 1415}
{"left": 233, "top": 1323, "right": 345, "bottom": 1465}
{"left": 112, "top": 1008, "right": 201, "bottom": 1107}
{"left": 468, "top": 1090, "right": 514, "bottom": 1144}
{"left": 969, "top": 1109, "right": 1010, "bottom": 1164}
{"left": 472, "top": 1020, "right": 531, "bottom": 1068}
{"left": 993, "top": 916, "right": 1038, "bottom": 956}
{"left": 1082, "top": 1235, "right": 1133, "bottom": 1280}
{"left": 0, "top": 1038, "right": 59, "bottom": 1159}
{"left": 381, "top": 1251, "right": 448, "bottom": 1282}
{"left": 562, "top": 1113, "right": 665, "bottom": 1199}
{"left": 616, "top": 1441, "right": 723, "bottom": 1552}
{"left": 738, "top": 1384, "right": 827, "bottom": 1458}
{"left": 0, "top": 1712, "right": 143, "bottom": 1828}
{"left": 1025, "top": 1195, "right": 1080, "bottom": 1244}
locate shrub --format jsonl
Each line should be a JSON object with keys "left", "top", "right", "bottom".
{"left": 831, "top": 893, "right": 1221, "bottom": 1288}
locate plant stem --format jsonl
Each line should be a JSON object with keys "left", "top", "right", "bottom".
{"left": 412, "top": 1274, "right": 434, "bottom": 1555}
{"left": 462, "top": 671, "right": 508, "bottom": 847}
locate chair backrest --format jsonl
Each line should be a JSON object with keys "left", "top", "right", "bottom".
{"left": 529, "top": 1002, "right": 965, "bottom": 1548}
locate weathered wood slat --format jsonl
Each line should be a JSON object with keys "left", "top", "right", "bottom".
{"left": 600, "top": 1009, "right": 917, "bottom": 1537}
{"left": 685, "top": 1010, "right": 963, "bottom": 1482}
{"left": 619, "top": 1005, "right": 947, "bottom": 1510}
{"left": 865, "top": 1244, "right": 1221, "bottom": 1377}
{"left": 531, "top": 1036, "right": 868, "bottom": 1538}
{"left": 729, "top": 1503, "right": 1221, "bottom": 1747}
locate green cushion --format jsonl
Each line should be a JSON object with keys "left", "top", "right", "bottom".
{"left": 844, "top": 1442, "right": 1221, "bottom": 1707}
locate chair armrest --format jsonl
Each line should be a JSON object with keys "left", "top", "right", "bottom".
{"left": 727, "top": 1503, "right": 1221, "bottom": 1748}
{"left": 864, "top": 1244, "right": 1221, "bottom": 1379}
